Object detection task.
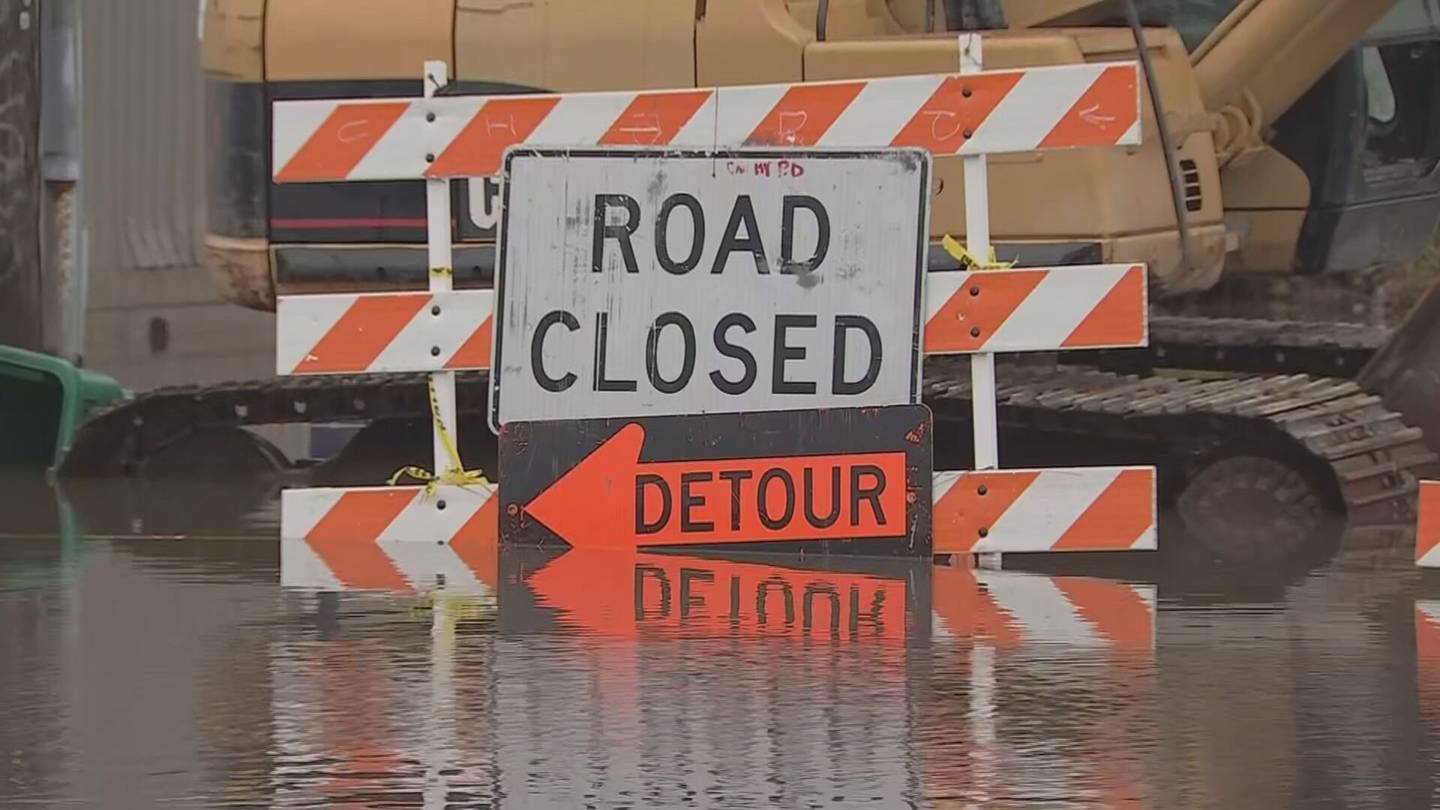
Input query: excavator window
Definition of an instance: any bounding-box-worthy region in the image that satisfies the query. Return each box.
[1361,40,1440,178]
[1099,0,1242,51]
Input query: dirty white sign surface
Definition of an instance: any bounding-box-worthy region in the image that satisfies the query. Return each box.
[490,148,929,429]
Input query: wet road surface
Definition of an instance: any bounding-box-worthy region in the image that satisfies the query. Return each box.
[2,476,1437,808]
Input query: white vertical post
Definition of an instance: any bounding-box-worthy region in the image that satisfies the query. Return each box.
[960,33,1000,809]
[424,60,459,477]
[960,36,1003,572]
[960,35,998,474]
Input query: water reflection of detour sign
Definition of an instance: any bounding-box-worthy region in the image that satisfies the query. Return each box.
[521,549,915,642]
[499,405,933,556]
[490,147,929,429]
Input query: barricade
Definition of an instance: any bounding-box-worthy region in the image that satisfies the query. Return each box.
[274,43,1155,558]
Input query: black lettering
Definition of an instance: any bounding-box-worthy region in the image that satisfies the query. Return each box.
[803,584,841,636]
[634,566,671,620]
[757,468,796,530]
[645,312,697,394]
[635,474,672,535]
[655,193,705,275]
[849,464,887,526]
[531,310,579,392]
[756,578,795,626]
[802,466,841,529]
[680,471,715,533]
[729,576,742,622]
[772,314,817,395]
[832,315,882,395]
[592,194,640,274]
[718,469,753,531]
[710,195,769,274]
[710,313,758,395]
[679,568,714,619]
[849,586,887,638]
[780,195,830,274]
[594,312,637,392]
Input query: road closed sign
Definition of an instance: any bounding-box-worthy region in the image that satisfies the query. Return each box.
[490,147,929,428]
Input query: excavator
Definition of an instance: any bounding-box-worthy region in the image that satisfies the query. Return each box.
[58,0,1440,563]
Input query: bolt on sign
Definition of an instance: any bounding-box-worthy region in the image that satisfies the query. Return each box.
[498,405,933,556]
[489,148,929,429]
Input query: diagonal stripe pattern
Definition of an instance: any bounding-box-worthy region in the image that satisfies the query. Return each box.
[273,62,1141,182]
[1418,481,1440,566]
[280,484,499,593]
[924,264,1147,354]
[276,264,1144,377]
[276,290,494,375]
[931,467,1157,553]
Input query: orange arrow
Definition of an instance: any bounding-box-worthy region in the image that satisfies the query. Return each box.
[523,423,909,550]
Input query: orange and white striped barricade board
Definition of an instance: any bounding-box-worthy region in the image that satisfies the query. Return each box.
[273,61,488,548]
[932,467,1157,553]
[280,483,499,594]
[1418,599,1440,729]
[1418,481,1440,567]
[277,289,494,375]
[271,63,1139,183]
[924,263,1148,355]
[275,262,1148,376]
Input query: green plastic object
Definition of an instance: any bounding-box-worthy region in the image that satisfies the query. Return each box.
[0,345,127,470]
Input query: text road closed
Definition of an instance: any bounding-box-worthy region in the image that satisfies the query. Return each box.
[491,148,929,427]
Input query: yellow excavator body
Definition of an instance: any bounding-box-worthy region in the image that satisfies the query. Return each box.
[201,0,1428,311]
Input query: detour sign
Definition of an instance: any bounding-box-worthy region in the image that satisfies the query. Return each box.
[499,406,933,556]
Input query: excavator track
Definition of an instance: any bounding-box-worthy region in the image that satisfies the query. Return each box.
[1076,316,1390,378]
[61,360,1433,528]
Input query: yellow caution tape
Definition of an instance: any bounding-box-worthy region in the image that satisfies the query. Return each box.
[386,376,491,494]
[942,234,1015,271]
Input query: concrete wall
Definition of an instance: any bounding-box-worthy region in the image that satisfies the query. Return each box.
[78,0,274,391]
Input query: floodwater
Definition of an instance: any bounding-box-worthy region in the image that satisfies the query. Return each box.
[2,475,1438,809]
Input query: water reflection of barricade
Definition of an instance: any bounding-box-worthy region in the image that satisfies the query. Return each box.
[924,564,1155,807]
[276,540,1161,806]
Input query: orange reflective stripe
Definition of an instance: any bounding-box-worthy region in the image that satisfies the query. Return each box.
[925,270,1046,353]
[276,102,409,182]
[599,90,713,146]
[450,495,499,591]
[1040,64,1139,148]
[293,293,428,374]
[1052,468,1153,550]
[891,73,1021,153]
[426,96,560,178]
[1062,265,1147,348]
[933,471,1039,553]
[443,316,493,370]
[746,82,866,146]
[1419,482,1440,562]
[304,490,414,591]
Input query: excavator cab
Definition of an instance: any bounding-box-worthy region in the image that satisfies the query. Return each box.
[1273,1,1440,274]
